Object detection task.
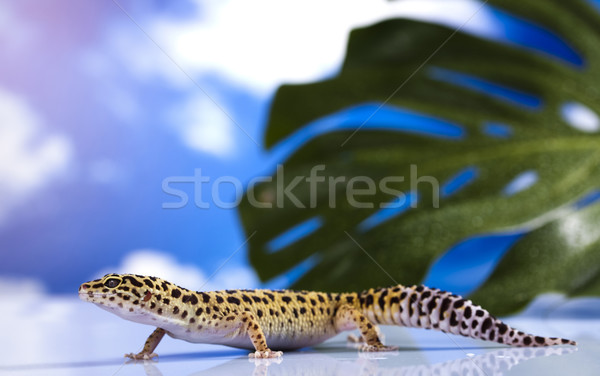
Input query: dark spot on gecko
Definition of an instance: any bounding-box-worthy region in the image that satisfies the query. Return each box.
[206,307,211,314]
[196,307,203,315]
[265,292,275,301]
[475,309,485,317]
[144,279,154,288]
[173,307,180,314]
[163,298,170,305]
[251,295,261,303]
[472,320,478,329]
[421,291,431,299]
[123,277,143,287]
[561,339,570,344]
[450,311,459,326]
[300,307,306,314]
[367,323,373,329]
[269,309,274,315]
[227,296,241,305]
[212,314,218,319]
[399,292,407,300]
[439,297,451,320]
[281,296,291,303]
[416,285,424,292]
[216,295,224,304]
[365,295,374,307]
[109,297,115,301]
[242,294,252,303]
[498,323,508,335]
[157,308,162,315]
[453,299,465,309]
[317,294,325,303]
[123,296,130,301]
[296,295,306,303]
[213,306,220,312]
[171,289,182,298]
[281,307,286,314]
[181,311,188,319]
[293,308,298,318]
[535,336,545,344]
[311,298,318,305]
[378,293,387,311]
[132,300,139,305]
[481,318,493,333]
[201,293,210,303]
[489,330,496,341]
[461,321,468,330]
[257,309,263,318]
[464,306,472,319]
[523,336,532,346]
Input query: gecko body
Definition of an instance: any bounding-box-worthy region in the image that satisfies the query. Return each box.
[79,273,575,359]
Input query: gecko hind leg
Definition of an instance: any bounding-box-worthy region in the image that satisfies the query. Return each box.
[125,327,166,360]
[335,305,397,352]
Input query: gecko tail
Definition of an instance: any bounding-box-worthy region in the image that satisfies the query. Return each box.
[360,285,576,347]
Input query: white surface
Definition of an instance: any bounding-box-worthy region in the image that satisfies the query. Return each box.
[1,296,599,375]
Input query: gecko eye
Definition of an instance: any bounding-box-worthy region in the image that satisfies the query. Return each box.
[104,278,121,288]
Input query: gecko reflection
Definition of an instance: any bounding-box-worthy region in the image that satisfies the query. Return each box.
[138,345,576,376]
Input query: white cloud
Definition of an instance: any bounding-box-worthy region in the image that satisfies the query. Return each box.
[118,0,497,94]
[167,94,236,157]
[0,88,73,222]
[99,249,260,291]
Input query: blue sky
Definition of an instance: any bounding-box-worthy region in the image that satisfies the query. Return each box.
[1,0,599,294]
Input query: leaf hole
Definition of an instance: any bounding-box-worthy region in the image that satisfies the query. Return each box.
[441,167,479,198]
[486,6,584,67]
[502,170,538,196]
[357,191,418,233]
[422,232,525,296]
[429,67,543,109]
[269,103,465,162]
[266,217,323,253]
[262,254,320,289]
[560,102,600,133]
[482,122,513,138]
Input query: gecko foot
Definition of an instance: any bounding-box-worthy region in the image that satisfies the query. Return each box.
[248,349,283,359]
[125,352,158,360]
[359,344,398,352]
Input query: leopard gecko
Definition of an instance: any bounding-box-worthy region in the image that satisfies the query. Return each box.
[79,273,576,359]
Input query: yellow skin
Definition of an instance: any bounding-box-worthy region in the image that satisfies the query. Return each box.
[79,273,576,359]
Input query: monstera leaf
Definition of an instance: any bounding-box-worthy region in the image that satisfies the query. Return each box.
[470,199,600,315]
[238,0,600,309]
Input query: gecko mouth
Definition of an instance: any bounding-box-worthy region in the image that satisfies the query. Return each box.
[78,292,117,301]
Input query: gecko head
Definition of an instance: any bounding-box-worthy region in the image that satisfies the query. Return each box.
[78,273,165,320]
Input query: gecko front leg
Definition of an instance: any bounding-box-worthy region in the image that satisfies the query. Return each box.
[335,305,397,352]
[238,311,283,359]
[125,327,166,360]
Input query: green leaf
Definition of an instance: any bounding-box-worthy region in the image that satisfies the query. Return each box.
[238,0,600,308]
[469,201,600,315]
